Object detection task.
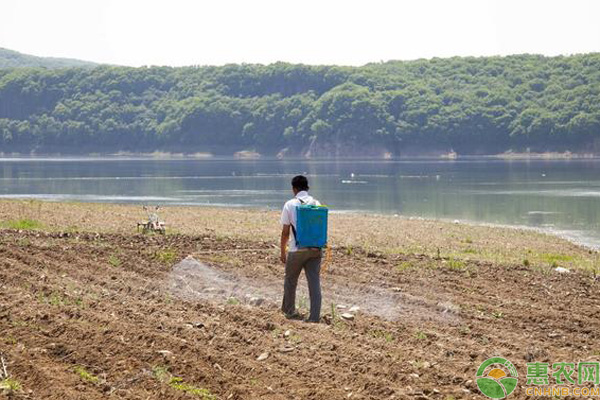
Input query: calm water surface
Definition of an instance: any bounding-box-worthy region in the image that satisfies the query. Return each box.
[1,157,599,248]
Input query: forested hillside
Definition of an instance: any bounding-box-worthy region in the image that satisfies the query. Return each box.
[1,53,599,156]
[0,48,97,69]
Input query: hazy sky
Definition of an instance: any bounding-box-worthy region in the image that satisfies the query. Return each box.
[1,0,599,67]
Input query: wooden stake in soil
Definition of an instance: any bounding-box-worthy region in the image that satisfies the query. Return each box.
[0,353,8,379]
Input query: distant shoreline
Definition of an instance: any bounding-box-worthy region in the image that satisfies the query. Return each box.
[482,151,598,160]
[0,151,599,161]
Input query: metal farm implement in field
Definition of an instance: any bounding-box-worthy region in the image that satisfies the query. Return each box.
[137,205,166,235]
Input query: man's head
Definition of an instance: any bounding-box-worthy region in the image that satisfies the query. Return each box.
[291,175,309,195]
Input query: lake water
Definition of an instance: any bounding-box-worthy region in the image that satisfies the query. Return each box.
[1,157,599,249]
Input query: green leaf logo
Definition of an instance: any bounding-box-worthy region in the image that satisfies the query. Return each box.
[476,357,518,399]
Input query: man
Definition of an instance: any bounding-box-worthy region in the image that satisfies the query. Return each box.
[280,175,322,322]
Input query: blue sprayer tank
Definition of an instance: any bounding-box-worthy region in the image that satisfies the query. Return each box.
[295,204,328,248]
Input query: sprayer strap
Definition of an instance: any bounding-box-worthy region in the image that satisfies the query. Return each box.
[290,198,305,246]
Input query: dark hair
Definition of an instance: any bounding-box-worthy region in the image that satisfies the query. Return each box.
[291,175,309,191]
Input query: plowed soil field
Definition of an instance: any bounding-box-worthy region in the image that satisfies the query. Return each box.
[1,202,600,399]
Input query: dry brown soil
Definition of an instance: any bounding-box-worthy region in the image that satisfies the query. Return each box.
[1,201,600,399]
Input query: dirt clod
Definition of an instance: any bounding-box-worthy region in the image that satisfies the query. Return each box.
[256,352,269,361]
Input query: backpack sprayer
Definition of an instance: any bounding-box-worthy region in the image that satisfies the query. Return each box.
[292,202,331,275]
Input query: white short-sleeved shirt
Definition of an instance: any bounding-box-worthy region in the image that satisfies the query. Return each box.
[280,190,320,252]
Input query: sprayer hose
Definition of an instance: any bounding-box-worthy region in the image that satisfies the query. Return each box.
[321,245,332,276]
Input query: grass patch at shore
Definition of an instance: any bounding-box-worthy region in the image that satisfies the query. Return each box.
[168,377,216,399]
[540,253,575,264]
[0,377,22,393]
[2,218,44,230]
[108,254,122,268]
[73,366,99,384]
[155,249,177,264]
[153,366,215,399]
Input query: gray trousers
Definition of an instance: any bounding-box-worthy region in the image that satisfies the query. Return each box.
[281,249,322,322]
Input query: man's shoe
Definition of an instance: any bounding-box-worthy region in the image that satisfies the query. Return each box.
[304,317,320,323]
[284,311,303,320]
